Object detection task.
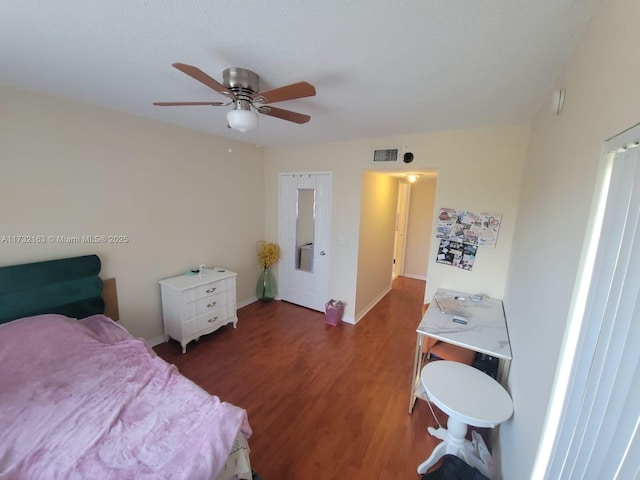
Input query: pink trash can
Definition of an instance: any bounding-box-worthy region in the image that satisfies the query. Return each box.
[325,299,344,326]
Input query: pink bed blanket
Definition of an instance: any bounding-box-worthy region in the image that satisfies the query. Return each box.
[0,314,251,480]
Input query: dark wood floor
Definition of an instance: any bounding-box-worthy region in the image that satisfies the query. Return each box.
[155,277,446,479]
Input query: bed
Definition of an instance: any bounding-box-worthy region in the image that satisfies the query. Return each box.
[0,255,252,480]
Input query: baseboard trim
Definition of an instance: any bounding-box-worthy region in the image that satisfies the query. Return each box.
[401,273,427,281]
[238,296,258,309]
[146,335,166,348]
[354,285,392,324]
[341,313,356,325]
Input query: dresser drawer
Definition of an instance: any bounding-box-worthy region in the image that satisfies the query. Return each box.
[182,279,227,304]
[194,279,227,298]
[183,291,226,319]
[183,308,226,337]
[196,291,225,315]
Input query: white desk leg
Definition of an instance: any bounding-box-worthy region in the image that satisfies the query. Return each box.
[409,333,424,414]
[417,416,470,474]
[497,357,511,387]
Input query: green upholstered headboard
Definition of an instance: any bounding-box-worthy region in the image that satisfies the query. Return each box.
[0,255,104,325]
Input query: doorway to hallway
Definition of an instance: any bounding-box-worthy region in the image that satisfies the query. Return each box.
[354,171,436,321]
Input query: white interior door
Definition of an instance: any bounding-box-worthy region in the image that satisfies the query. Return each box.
[279,173,331,311]
[393,182,411,279]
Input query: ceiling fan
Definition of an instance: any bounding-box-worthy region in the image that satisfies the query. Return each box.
[154,63,316,133]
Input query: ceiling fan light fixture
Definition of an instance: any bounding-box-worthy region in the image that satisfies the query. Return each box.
[226,108,258,133]
[155,63,316,131]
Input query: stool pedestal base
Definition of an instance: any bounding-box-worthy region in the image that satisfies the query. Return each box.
[417,416,469,475]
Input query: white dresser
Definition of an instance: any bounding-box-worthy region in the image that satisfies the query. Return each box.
[159,269,238,353]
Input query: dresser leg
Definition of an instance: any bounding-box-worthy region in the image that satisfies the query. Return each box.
[181,343,187,354]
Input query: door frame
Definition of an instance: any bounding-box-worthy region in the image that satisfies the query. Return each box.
[392,182,411,279]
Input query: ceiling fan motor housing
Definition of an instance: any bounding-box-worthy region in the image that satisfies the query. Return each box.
[223,68,259,97]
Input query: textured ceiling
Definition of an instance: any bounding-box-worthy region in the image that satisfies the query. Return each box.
[0,0,601,147]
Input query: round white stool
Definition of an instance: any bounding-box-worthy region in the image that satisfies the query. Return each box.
[417,360,513,475]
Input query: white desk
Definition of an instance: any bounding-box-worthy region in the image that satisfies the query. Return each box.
[409,288,512,413]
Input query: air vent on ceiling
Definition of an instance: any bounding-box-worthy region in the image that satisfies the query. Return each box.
[373,147,400,163]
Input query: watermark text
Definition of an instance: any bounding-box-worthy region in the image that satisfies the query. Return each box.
[1,234,129,244]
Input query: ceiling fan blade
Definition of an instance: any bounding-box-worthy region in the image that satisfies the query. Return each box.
[172,63,235,100]
[252,81,316,104]
[153,101,225,106]
[258,106,311,124]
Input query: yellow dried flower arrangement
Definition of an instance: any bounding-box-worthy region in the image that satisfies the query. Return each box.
[257,241,281,269]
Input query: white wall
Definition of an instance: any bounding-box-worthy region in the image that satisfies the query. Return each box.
[499,0,640,476]
[263,126,529,322]
[0,87,265,341]
[404,177,436,279]
[420,129,528,301]
[355,171,398,317]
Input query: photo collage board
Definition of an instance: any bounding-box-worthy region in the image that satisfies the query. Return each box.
[435,208,502,271]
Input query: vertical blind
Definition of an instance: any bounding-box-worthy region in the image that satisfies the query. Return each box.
[547,136,640,479]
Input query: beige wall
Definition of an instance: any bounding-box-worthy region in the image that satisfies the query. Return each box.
[354,171,398,317]
[420,129,528,301]
[499,0,640,476]
[403,177,436,279]
[0,87,265,341]
[264,126,529,323]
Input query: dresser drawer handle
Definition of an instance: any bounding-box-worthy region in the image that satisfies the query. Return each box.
[208,316,218,323]
[207,301,217,308]
[206,287,216,293]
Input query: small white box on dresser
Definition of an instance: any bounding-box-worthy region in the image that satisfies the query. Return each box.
[159,269,238,353]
